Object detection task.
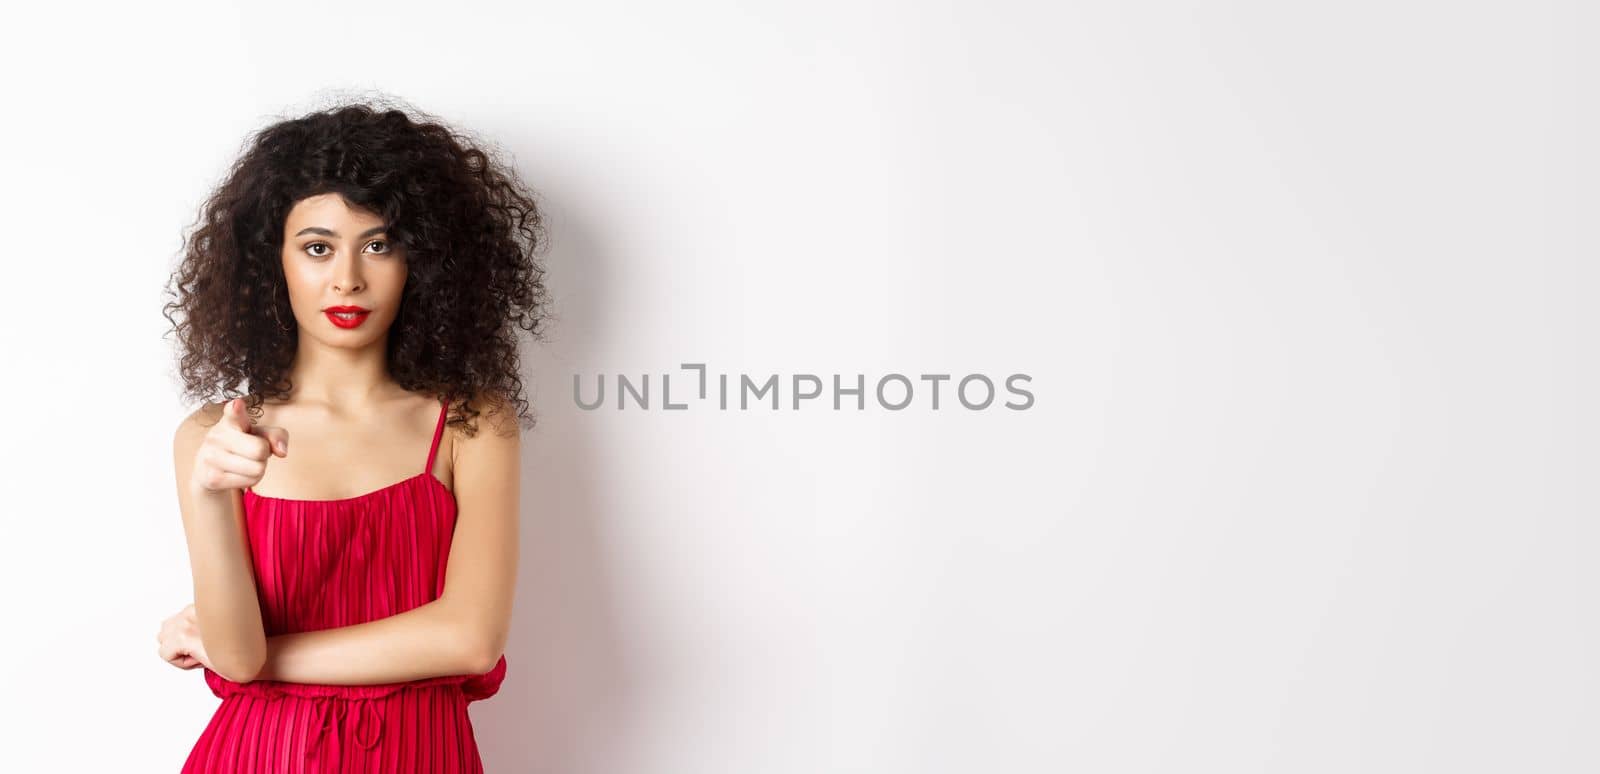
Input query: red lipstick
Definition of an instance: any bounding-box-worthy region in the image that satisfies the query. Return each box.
[323,305,372,329]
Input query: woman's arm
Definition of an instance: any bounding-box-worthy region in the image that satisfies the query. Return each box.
[254,396,521,685]
[173,403,270,682]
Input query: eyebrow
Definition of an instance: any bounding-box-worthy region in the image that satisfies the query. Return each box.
[293,225,390,238]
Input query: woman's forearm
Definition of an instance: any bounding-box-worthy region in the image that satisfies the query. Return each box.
[256,598,495,685]
[180,483,267,682]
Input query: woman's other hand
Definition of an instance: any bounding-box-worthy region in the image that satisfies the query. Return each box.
[157,603,213,671]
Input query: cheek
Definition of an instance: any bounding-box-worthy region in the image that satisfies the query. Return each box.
[281,265,317,303]
[382,267,410,306]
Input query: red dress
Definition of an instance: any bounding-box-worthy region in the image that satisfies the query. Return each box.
[183,398,507,773]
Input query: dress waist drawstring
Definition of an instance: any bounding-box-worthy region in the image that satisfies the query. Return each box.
[307,695,385,762]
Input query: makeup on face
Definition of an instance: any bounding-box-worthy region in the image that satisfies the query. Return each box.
[323,305,372,329]
[283,194,407,335]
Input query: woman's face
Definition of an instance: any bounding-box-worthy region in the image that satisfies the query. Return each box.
[279,193,407,347]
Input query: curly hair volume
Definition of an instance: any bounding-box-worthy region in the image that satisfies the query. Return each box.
[161,96,551,436]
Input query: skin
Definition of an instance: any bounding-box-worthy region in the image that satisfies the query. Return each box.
[159,193,520,684]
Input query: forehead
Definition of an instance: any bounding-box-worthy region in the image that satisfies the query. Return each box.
[284,194,386,231]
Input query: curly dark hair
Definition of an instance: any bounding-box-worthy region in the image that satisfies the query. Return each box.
[161,95,551,436]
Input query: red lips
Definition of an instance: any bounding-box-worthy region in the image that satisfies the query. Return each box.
[323,305,372,329]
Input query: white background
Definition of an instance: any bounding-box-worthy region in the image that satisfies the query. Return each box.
[0,1,1591,772]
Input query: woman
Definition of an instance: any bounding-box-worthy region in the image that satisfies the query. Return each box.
[156,98,551,772]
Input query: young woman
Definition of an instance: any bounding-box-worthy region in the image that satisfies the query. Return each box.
[156,98,550,772]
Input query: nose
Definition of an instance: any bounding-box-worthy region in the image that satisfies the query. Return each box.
[332,252,365,293]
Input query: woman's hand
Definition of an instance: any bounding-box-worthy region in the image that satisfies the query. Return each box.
[189,398,289,493]
[157,603,213,671]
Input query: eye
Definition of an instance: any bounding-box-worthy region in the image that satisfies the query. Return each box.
[301,240,393,258]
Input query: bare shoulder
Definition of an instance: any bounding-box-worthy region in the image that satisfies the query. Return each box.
[452,391,520,440]
[173,400,228,456]
[171,399,237,493]
[451,391,521,477]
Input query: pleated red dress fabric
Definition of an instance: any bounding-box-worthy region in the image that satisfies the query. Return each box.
[182,397,507,773]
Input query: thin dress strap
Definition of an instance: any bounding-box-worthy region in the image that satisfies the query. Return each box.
[424,398,448,475]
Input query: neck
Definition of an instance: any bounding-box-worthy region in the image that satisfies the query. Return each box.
[283,338,399,411]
